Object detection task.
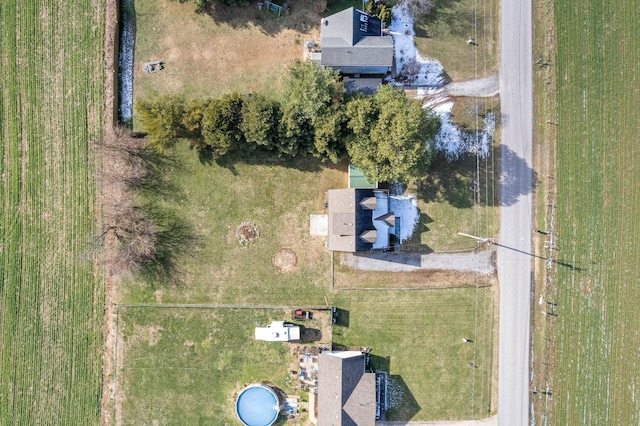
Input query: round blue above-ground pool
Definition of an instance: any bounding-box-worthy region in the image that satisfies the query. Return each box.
[235,384,280,426]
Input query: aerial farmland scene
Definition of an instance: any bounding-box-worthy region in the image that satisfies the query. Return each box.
[1,0,639,425]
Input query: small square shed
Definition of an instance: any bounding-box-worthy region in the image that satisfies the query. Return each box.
[348,164,377,189]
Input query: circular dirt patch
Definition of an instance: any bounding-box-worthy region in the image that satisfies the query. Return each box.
[273,248,297,273]
[236,222,259,245]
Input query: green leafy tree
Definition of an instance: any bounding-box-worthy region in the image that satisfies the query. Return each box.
[240,95,281,150]
[278,107,313,157]
[200,93,245,158]
[365,0,392,27]
[346,85,440,183]
[137,96,186,152]
[181,99,209,134]
[279,61,346,157]
[313,105,348,163]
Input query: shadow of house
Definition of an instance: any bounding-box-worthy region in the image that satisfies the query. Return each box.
[327,189,396,253]
[312,8,394,79]
[385,375,421,422]
[318,351,377,426]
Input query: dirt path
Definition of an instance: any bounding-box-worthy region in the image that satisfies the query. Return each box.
[340,248,495,275]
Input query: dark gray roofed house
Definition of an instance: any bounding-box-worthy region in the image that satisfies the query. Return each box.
[313,7,394,77]
[327,189,395,252]
[318,351,376,426]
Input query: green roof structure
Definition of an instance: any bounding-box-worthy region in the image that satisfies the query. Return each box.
[348,164,377,189]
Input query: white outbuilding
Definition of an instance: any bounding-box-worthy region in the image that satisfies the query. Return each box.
[255,321,301,342]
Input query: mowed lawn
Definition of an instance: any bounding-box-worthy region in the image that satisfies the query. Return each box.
[132,0,322,104]
[118,289,495,423]
[0,1,104,425]
[551,0,640,423]
[118,307,294,425]
[118,2,498,422]
[334,288,495,420]
[414,0,499,81]
[120,144,346,306]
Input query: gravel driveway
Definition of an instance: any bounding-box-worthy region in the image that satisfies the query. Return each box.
[377,415,498,426]
[340,248,495,275]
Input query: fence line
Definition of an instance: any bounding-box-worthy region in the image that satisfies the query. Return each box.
[116,303,332,309]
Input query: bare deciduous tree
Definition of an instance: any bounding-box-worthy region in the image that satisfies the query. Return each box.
[401,0,437,20]
[97,126,192,281]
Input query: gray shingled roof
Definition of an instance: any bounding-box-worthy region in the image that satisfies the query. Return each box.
[328,189,386,252]
[320,7,393,69]
[317,352,376,426]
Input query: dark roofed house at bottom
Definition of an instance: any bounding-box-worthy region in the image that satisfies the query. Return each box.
[318,351,377,426]
[311,7,394,81]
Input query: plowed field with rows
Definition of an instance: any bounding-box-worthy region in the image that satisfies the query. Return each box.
[0,1,104,424]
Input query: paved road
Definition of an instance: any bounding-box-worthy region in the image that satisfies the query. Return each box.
[497,0,533,424]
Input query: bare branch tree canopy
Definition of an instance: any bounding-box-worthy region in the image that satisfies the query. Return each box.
[401,0,437,19]
[98,127,195,282]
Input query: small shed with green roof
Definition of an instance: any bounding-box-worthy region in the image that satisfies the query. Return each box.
[348,164,377,189]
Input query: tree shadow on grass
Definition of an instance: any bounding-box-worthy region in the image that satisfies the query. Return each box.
[201,0,320,36]
[418,144,535,208]
[415,0,470,38]
[139,203,201,285]
[130,147,186,202]
[417,154,476,208]
[197,144,346,175]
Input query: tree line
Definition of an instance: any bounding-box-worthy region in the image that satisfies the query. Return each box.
[137,61,440,183]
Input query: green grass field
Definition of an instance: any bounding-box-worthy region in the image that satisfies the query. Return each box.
[118,307,295,425]
[116,144,496,421]
[407,147,500,252]
[551,0,640,423]
[120,144,346,305]
[333,288,495,420]
[414,0,499,81]
[118,288,494,423]
[0,1,104,424]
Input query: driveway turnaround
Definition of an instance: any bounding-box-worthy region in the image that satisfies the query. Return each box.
[444,73,499,98]
[497,0,533,424]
